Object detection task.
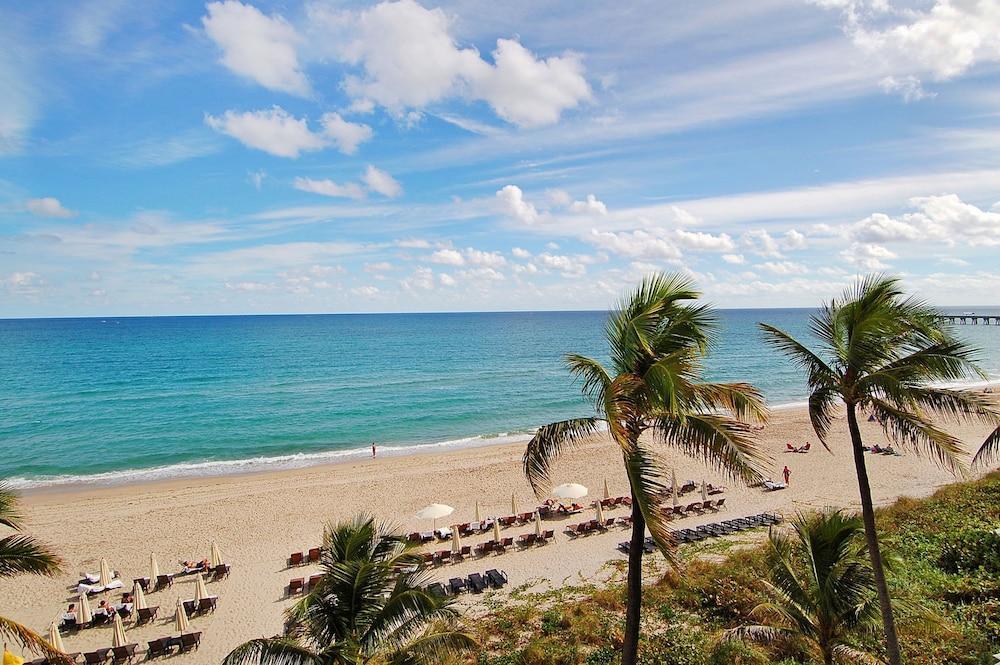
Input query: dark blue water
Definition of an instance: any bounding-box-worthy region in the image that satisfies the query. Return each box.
[1,309,997,487]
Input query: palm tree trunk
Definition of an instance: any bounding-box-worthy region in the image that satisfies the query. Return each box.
[621,490,645,665]
[846,403,902,665]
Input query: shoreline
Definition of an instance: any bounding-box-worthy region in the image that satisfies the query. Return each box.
[10,376,1000,494]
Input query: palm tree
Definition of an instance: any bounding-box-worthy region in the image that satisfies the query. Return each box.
[524,273,770,665]
[725,511,882,665]
[224,515,474,665]
[759,275,1000,665]
[0,483,66,660]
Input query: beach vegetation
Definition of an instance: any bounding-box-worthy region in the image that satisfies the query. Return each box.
[759,274,1000,665]
[522,273,769,665]
[223,515,474,665]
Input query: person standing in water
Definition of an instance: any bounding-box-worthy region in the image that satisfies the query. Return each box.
[372,442,376,458]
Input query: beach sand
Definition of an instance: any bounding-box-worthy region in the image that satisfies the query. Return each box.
[3,404,996,663]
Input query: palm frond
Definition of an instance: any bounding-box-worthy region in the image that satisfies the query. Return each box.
[651,413,770,485]
[832,642,886,664]
[868,399,967,475]
[686,381,769,424]
[0,535,62,578]
[0,483,24,530]
[0,615,72,661]
[384,626,477,665]
[523,418,604,496]
[621,441,674,562]
[759,323,838,391]
[973,425,1000,469]
[222,637,319,665]
[722,623,794,646]
[808,384,840,450]
[565,354,613,407]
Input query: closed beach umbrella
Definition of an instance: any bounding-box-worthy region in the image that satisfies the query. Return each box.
[511,492,517,515]
[194,574,208,603]
[451,527,462,553]
[47,622,66,653]
[210,541,222,568]
[552,483,588,500]
[534,512,542,537]
[474,501,481,522]
[111,612,128,649]
[415,503,454,528]
[492,520,501,543]
[671,471,679,508]
[98,558,113,586]
[701,480,708,502]
[596,502,605,524]
[603,478,611,500]
[133,581,148,611]
[77,593,93,625]
[175,599,189,633]
[150,553,160,582]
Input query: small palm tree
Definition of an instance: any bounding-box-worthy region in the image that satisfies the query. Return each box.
[224,515,474,665]
[725,511,883,665]
[524,273,770,665]
[759,275,1000,665]
[0,483,65,659]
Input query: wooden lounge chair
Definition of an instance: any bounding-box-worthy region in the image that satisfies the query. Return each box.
[211,563,230,581]
[153,574,173,591]
[685,502,702,513]
[407,532,422,543]
[714,498,726,510]
[541,529,555,542]
[467,572,488,593]
[671,505,685,517]
[136,606,159,625]
[111,644,138,664]
[448,577,467,594]
[307,574,323,590]
[83,649,110,664]
[700,500,714,510]
[182,600,196,617]
[146,638,172,659]
[517,533,536,546]
[426,582,447,597]
[485,569,508,589]
[133,577,150,592]
[288,578,304,595]
[197,597,218,613]
[289,551,304,566]
[59,616,79,632]
[179,632,202,653]
[517,512,533,523]
[307,547,320,563]
[473,541,493,557]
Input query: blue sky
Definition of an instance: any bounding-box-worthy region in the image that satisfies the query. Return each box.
[1,0,999,317]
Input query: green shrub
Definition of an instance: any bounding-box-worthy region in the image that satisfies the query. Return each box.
[638,626,707,665]
[585,645,618,665]
[937,528,1000,574]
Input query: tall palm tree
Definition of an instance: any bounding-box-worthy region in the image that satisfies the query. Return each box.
[524,273,770,665]
[0,483,66,660]
[725,511,883,665]
[224,515,474,665]
[759,275,1000,665]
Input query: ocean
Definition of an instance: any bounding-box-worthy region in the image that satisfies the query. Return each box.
[2,308,998,489]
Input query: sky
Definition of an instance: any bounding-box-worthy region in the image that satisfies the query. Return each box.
[1,0,999,317]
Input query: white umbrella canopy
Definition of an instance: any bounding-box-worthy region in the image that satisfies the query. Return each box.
[596,502,605,524]
[534,512,542,537]
[149,553,160,582]
[552,483,588,500]
[175,599,190,633]
[210,541,223,568]
[415,503,454,528]
[451,527,462,553]
[112,612,128,649]
[194,574,209,603]
[701,480,708,502]
[133,581,148,611]
[47,622,66,653]
[474,501,481,522]
[492,521,501,542]
[603,478,611,500]
[77,593,93,624]
[98,558,114,586]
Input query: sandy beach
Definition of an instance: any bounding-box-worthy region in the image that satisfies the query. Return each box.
[3,403,996,663]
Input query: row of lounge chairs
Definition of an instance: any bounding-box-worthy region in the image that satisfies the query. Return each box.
[136,563,230,593]
[27,634,200,665]
[287,573,324,596]
[666,497,726,517]
[616,513,783,554]
[565,516,631,536]
[597,495,632,507]
[288,548,321,566]
[425,569,509,596]
[147,633,202,659]
[181,596,219,617]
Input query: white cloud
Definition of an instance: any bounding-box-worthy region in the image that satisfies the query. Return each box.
[741,229,782,257]
[879,75,934,102]
[757,260,809,275]
[364,261,392,272]
[331,0,589,127]
[292,177,366,200]
[851,194,1000,246]
[352,285,380,297]
[401,266,435,290]
[25,197,75,218]
[362,165,403,198]
[202,0,309,96]
[248,170,266,190]
[546,189,572,207]
[588,228,682,261]
[722,253,745,265]
[206,107,327,158]
[4,271,40,289]
[457,267,505,282]
[429,249,465,265]
[225,280,273,292]
[535,252,588,277]
[496,185,540,224]
[464,248,506,268]
[319,112,373,154]
[569,194,608,215]
[674,229,735,252]
[782,229,807,250]
[511,247,531,259]
[438,272,456,286]
[842,242,897,270]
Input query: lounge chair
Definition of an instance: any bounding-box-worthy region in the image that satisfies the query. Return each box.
[448,577,467,594]
[499,516,517,527]
[541,529,555,542]
[426,582,447,597]
[146,638,172,659]
[617,541,631,554]
[153,574,174,591]
[467,572,488,593]
[474,541,493,557]
[179,632,202,653]
[518,512,533,523]
[211,564,230,581]
[685,502,702,513]
[485,569,508,589]
[178,562,206,575]
[419,531,435,543]
[307,574,323,590]
[289,551,304,566]
[308,547,320,563]
[762,480,787,491]
[83,649,110,664]
[197,597,218,613]
[407,532,423,543]
[111,644,138,664]
[517,533,536,546]
[714,498,726,509]
[182,600,196,617]
[136,606,159,625]
[133,577,149,592]
[59,616,79,631]
[671,505,685,517]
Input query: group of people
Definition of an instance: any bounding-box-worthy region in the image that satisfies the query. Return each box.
[62,592,133,625]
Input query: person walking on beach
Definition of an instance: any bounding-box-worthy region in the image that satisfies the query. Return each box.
[782,465,791,485]
[371,442,376,459]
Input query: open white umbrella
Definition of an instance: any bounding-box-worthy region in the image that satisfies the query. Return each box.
[133,581,148,612]
[552,483,588,500]
[603,478,611,500]
[194,574,208,604]
[149,553,160,582]
[596,501,605,524]
[77,593,93,625]
[47,622,66,653]
[210,541,223,568]
[451,526,462,553]
[534,512,542,537]
[701,480,708,502]
[175,599,189,633]
[492,520,501,542]
[510,493,517,515]
[98,558,114,587]
[415,503,454,528]
[112,612,128,649]
[474,501,481,522]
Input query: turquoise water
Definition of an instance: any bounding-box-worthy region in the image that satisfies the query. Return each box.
[1,309,998,488]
